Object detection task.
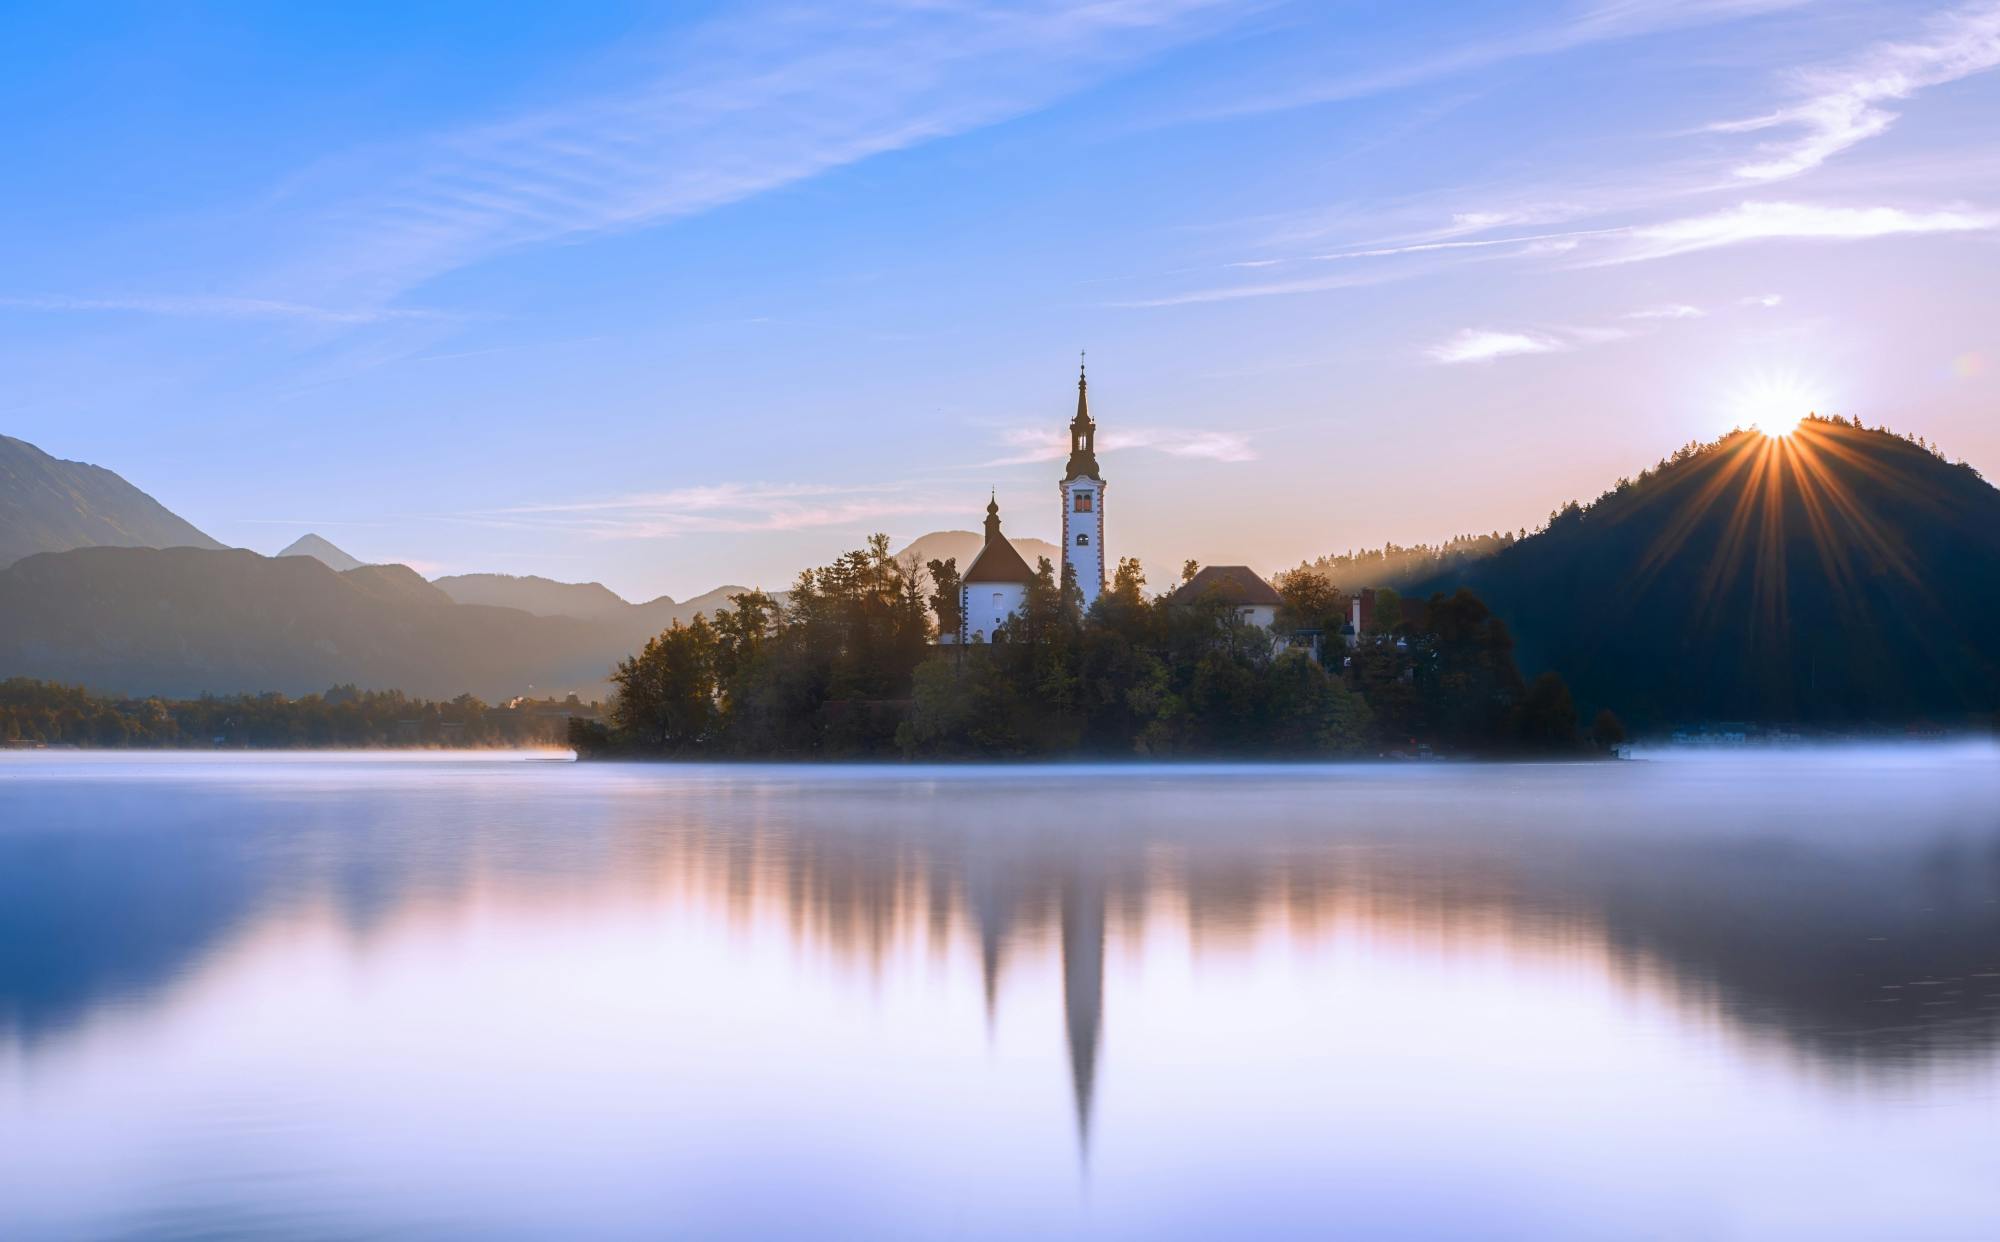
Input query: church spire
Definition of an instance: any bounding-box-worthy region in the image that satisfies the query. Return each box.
[1076,352,1089,425]
[1064,356,1100,482]
[984,490,1002,541]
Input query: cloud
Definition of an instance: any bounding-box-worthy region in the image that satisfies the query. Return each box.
[1714,2,2000,181]
[472,481,937,539]
[1111,269,1387,307]
[1427,329,1567,365]
[1604,200,2000,263]
[268,0,1250,306]
[1194,0,1808,121]
[987,425,1256,464]
[0,294,446,324]
[1742,292,1785,307]
[1623,303,1706,320]
[1309,226,1624,263]
[1120,225,1623,307]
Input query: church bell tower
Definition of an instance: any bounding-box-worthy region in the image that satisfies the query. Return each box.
[1060,358,1105,607]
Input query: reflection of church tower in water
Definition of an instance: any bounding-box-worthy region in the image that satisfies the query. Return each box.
[964,856,1106,1154]
[1061,869,1106,1148]
[1061,360,1106,608]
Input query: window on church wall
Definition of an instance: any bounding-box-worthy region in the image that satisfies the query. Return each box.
[1076,534,1089,546]
[1074,493,1092,512]
[992,593,1003,611]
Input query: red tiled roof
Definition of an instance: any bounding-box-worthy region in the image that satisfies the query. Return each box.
[964,534,1037,584]
[1167,565,1282,607]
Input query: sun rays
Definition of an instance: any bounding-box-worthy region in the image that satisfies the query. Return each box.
[1728,371,1823,439]
[1622,418,1932,645]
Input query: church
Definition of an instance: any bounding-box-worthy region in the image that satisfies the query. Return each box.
[951,364,1285,646]
[956,363,1105,644]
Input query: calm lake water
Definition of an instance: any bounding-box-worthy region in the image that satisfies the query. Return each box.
[3,750,1998,1240]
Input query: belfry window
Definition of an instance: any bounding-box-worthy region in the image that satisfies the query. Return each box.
[1076,534,1089,546]
[1074,493,1092,512]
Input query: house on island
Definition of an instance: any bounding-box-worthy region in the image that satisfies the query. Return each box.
[1164,565,1283,629]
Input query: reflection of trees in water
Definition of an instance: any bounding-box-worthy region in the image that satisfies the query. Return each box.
[6,764,1999,1130]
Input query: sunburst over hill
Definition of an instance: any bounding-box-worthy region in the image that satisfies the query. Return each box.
[1416,418,2000,727]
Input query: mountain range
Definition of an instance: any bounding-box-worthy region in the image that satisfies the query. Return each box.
[2,424,1995,724]
[1,433,223,569]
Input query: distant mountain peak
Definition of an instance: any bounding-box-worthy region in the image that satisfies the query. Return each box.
[277,533,366,572]
[0,433,223,568]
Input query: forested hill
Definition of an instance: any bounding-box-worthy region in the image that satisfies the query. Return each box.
[0,433,223,568]
[1410,418,2000,728]
[1291,532,1516,593]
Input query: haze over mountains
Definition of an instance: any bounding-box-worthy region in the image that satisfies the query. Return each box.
[1,426,1995,725]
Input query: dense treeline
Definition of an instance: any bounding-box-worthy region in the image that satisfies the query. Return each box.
[1287,532,1518,593]
[0,679,592,748]
[574,535,1606,760]
[1407,417,2000,728]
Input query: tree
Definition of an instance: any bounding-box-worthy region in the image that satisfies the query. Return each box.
[1515,671,1580,751]
[1591,708,1627,751]
[1274,567,1343,634]
[926,557,962,639]
[1109,557,1146,606]
[611,618,721,752]
[1181,558,1200,585]
[1368,586,1402,635]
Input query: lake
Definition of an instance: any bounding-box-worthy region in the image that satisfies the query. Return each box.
[3,749,1998,1240]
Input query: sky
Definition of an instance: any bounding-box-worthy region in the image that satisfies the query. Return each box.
[3,0,1998,602]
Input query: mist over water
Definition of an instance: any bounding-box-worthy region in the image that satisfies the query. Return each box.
[3,749,1998,1239]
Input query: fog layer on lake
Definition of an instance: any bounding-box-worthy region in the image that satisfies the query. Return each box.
[3,749,1998,1240]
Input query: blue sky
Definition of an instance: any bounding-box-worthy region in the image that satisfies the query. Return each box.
[4,0,1998,600]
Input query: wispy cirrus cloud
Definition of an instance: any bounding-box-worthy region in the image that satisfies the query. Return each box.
[1624,303,1706,320]
[1192,0,1809,122]
[269,0,1253,307]
[466,482,938,540]
[1713,1,2000,182]
[0,294,450,324]
[986,424,1256,464]
[1427,329,1569,365]
[1603,199,1999,263]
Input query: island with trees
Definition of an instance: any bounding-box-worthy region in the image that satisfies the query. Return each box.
[571,536,1610,761]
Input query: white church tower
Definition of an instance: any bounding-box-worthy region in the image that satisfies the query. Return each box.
[1060,360,1105,607]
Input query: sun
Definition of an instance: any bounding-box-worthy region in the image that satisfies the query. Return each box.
[1729,371,1824,439]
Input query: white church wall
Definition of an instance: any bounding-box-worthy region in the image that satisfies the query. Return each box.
[961,582,1028,643]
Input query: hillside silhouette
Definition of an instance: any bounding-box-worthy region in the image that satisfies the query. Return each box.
[1410,418,2000,727]
[1,433,222,568]
[433,572,638,619]
[0,547,753,700]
